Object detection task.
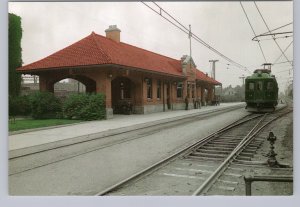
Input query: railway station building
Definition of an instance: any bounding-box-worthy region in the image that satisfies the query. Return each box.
[17,25,221,118]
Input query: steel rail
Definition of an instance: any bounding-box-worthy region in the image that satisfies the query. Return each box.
[192,114,267,195]
[9,106,246,178]
[192,107,291,195]
[10,104,244,160]
[95,113,263,196]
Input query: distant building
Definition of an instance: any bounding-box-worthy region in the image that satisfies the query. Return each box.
[285,82,293,98]
[223,87,236,96]
[17,25,221,118]
[21,74,39,84]
[21,75,85,96]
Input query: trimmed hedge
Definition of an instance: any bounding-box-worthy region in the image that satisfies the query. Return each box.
[63,93,106,120]
[29,92,62,119]
[9,92,106,121]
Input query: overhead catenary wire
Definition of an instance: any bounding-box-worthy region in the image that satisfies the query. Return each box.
[272,40,293,65]
[252,32,293,41]
[273,60,293,65]
[277,75,293,81]
[277,78,293,84]
[260,22,293,36]
[240,1,267,63]
[278,77,293,81]
[253,22,293,41]
[141,2,189,35]
[141,1,251,73]
[274,68,293,74]
[63,6,182,58]
[254,1,293,67]
[254,34,293,42]
[277,75,293,80]
[151,1,244,69]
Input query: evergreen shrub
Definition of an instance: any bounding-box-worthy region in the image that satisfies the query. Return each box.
[9,95,31,117]
[63,93,106,120]
[29,92,62,119]
[9,13,22,97]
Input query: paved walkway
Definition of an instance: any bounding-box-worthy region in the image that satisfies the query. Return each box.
[9,103,244,153]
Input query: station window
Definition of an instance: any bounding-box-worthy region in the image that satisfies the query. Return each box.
[248,82,255,90]
[187,84,190,98]
[267,82,273,90]
[146,78,152,99]
[177,82,183,98]
[257,81,263,91]
[157,80,161,99]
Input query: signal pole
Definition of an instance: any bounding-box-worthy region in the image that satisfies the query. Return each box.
[209,60,219,79]
[189,24,192,58]
[239,75,246,86]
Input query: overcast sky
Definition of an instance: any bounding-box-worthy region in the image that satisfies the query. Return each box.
[9,1,293,92]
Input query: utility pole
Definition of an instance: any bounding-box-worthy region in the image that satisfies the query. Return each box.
[239,75,246,86]
[188,24,192,101]
[209,60,219,79]
[189,24,192,58]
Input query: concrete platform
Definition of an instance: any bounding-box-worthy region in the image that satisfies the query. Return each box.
[9,103,245,158]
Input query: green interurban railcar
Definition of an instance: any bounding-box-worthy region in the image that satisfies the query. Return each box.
[245,68,278,112]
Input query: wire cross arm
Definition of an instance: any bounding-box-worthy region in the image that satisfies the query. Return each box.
[252,32,293,41]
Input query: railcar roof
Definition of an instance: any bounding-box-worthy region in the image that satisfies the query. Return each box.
[253,69,271,73]
[246,74,276,80]
[246,69,276,80]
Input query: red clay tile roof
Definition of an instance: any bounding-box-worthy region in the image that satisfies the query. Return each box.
[18,33,112,71]
[196,70,221,85]
[17,32,182,76]
[18,32,221,85]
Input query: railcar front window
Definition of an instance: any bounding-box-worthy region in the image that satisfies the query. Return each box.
[267,82,273,90]
[249,82,255,90]
[257,81,263,91]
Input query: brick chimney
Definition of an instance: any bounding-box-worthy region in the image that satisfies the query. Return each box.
[105,25,121,43]
[181,55,188,76]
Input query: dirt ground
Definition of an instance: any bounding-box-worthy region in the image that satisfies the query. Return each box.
[244,112,293,196]
[207,112,294,196]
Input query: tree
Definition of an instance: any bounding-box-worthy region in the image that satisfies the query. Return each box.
[9,13,22,97]
[221,84,245,102]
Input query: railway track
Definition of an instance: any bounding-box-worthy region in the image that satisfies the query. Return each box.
[9,104,243,176]
[97,105,292,196]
